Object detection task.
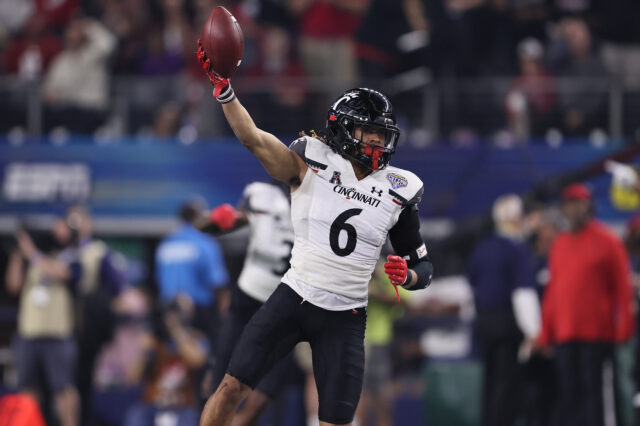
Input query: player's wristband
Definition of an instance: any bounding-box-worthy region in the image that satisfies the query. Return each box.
[216,83,235,104]
[399,270,411,287]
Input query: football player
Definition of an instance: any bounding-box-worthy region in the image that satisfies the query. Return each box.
[197,41,433,426]
[199,180,296,426]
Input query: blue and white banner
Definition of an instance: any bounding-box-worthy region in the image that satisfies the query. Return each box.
[0,138,635,232]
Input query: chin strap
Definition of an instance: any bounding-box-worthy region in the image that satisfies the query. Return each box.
[362,145,384,170]
[372,149,382,170]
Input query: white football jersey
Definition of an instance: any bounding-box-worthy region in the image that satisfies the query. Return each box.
[237,182,294,303]
[281,136,424,310]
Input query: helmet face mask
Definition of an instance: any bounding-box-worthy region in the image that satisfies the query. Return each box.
[326,88,400,171]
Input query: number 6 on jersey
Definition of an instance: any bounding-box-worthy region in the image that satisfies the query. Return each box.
[330,209,362,256]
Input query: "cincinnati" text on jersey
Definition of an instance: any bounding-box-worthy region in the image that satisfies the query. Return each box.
[333,184,381,208]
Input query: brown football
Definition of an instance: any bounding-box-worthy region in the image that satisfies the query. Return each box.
[201,6,244,78]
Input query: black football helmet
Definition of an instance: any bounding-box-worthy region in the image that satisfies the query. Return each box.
[325,88,400,171]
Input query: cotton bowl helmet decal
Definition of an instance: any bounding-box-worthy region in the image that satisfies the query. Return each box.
[325,88,400,171]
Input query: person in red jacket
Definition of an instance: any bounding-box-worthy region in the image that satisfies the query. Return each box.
[539,183,635,426]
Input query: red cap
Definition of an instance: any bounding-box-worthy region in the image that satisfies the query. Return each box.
[561,183,591,201]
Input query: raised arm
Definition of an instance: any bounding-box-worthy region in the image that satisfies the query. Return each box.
[196,41,307,187]
[16,230,71,281]
[221,99,307,186]
[165,312,208,368]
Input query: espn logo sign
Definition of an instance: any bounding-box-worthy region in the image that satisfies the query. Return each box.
[3,163,91,202]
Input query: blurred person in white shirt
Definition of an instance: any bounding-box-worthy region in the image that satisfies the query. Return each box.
[43,18,116,134]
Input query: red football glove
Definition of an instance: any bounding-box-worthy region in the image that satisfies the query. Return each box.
[210,204,238,231]
[385,254,408,286]
[196,40,235,103]
[385,254,409,302]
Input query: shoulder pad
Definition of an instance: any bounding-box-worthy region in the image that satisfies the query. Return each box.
[289,136,330,171]
[383,167,424,207]
[289,137,307,159]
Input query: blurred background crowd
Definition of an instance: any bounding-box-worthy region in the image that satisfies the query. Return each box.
[2,0,640,426]
[0,0,640,144]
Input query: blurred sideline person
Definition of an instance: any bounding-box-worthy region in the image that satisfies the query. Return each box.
[156,198,229,345]
[548,18,609,137]
[522,208,562,426]
[538,183,635,426]
[505,38,557,140]
[64,206,126,426]
[0,393,46,425]
[624,213,640,423]
[467,194,540,426]
[5,220,79,426]
[124,297,209,426]
[197,43,433,426]
[199,180,297,426]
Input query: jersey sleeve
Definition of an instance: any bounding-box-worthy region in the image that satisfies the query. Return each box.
[289,137,307,160]
[386,168,424,208]
[408,185,424,206]
[401,185,424,208]
[289,136,330,173]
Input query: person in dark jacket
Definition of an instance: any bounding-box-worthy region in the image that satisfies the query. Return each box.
[468,194,539,426]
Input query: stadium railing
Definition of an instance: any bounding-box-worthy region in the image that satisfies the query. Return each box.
[1,76,638,143]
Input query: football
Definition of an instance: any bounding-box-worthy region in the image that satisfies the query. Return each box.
[201,6,244,78]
